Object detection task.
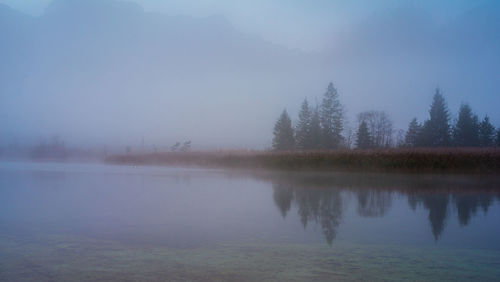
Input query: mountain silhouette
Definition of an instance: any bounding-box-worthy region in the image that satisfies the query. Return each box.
[0,0,499,148]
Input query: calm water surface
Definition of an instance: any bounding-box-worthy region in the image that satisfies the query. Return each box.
[1,161,500,281]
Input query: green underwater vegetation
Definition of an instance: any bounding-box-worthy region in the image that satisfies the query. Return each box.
[1,232,499,282]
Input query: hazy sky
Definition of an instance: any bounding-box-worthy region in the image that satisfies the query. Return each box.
[1,0,495,51]
[0,0,499,150]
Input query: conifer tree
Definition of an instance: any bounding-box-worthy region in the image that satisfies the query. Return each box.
[272,109,295,151]
[309,106,322,150]
[497,130,500,147]
[478,116,496,147]
[405,118,422,147]
[295,98,312,150]
[356,121,372,149]
[453,104,480,147]
[320,82,344,149]
[420,88,450,147]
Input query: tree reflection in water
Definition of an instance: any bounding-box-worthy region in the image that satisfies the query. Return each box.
[408,194,449,240]
[273,181,342,245]
[263,171,500,244]
[272,183,294,218]
[356,190,392,217]
[453,194,494,226]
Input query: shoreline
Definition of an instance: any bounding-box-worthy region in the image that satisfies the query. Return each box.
[105,148,500,174]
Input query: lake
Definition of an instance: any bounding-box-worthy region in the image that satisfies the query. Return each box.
[1,161,500,281]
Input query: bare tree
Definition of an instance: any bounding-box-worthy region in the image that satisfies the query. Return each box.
[357,111,394,148]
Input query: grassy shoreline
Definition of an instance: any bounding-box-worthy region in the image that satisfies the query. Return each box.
[105,148,500,173]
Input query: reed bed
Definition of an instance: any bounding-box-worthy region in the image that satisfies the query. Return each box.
[105,148,500,173]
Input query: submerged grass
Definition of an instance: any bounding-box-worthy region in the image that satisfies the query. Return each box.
[1,233,499,281]
[106,148,500,173]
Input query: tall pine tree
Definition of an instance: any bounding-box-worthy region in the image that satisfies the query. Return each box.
[272,109,295,151]
[309,106,322,150]
[453,104,479,147]
[320,82,344,149]
[478,116,496,147]
[405,118,422,147]
[421,88,450,147]
[295,98,312,150]
[356,121,372,149]
[497,130,500,147]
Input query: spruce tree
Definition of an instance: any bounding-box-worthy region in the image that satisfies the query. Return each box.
[497,130,500,147]
[356,121,372,149]
[309,106,322,150]
[320,82,344,149]
[405,118,422,147]
[453,104,480,147]
[421,88,450,147]
[272,109,295,151]
[478,116,496,147]
[295,98,312,150]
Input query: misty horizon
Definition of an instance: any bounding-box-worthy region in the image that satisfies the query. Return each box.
[1,0,499,150]
[2,2,500,280]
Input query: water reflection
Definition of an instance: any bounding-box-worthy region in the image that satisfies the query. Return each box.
[408,194,449,239]
[263,171,500,244]
[273,182,343,244]
[356,190,392,218]
[1,162,500,249]
[272,183,293,218]
[453,194,492,226]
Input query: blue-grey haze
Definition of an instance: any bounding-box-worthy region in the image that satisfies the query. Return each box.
[1,162,500,280]
[0,0,499,149]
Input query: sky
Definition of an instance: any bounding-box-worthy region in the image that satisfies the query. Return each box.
[0,0,499,150]
[0,0,494,51]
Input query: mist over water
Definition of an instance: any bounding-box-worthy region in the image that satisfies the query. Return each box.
[1,162,500,280]
[1,2,500,280]
[2,162,500,248]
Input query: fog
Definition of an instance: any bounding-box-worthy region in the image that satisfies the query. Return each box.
[1,0,499,150]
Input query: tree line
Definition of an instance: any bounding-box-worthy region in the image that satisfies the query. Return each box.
[273,83,344,151]
[272,84,500,150]
[403,89,499,148]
